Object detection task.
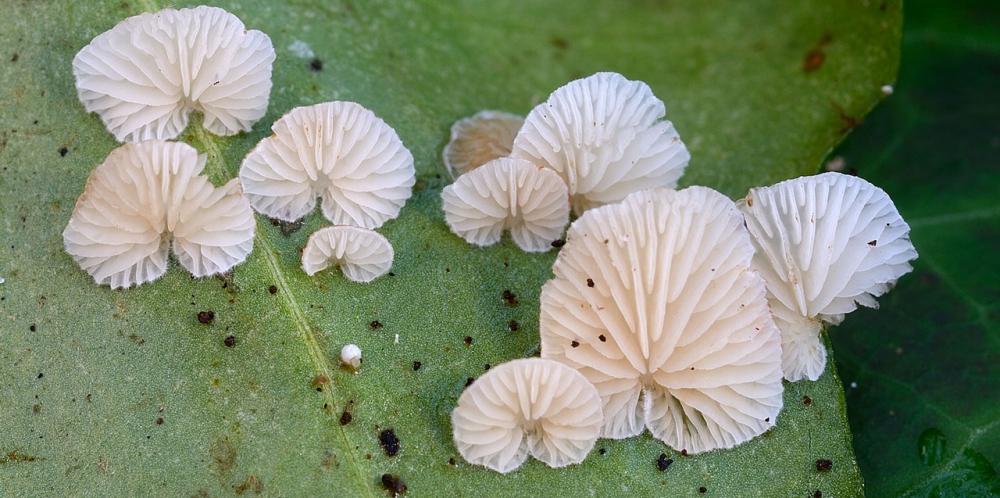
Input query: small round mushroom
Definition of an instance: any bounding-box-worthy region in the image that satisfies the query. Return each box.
[443,111,523,178]
[441,157,569,252]
[739,172,918,382]
[301,226,394,283]
[239,102,415,228]
[539,187,784,454]
[63,141,255,289]
[451,358,603,473]
[340,344,362,369]
[511,72,690,214]
[72,6,275,142]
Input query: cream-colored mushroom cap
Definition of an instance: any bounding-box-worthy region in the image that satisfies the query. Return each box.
[740,172,918,382]
[72,6,275,142]
[302,226,394,283]
[63,141,255,289]
[239,102,415,228]
[539,187,783,454]
[511,72,690,215]
[441,157,569,253]
[451,358,603,473]
[443,111,523,178]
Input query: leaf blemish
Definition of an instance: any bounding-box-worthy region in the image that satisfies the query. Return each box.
[378,429,400,457]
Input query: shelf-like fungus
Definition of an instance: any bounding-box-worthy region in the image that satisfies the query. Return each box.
[239,102,415,228]
[739,172,918,382]
[72,6,275,142]
[451,358,603,473]
[301,226,394,283]
[441,157,570,252]
[511,72,690,214]
[443,110,523,178]
[539,187,784,454]
[63,141,255,289]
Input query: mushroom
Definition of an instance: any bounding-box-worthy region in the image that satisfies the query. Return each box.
[739,172,918,382]
[511,72,690,214]
[63,141,255,289]
[441,157,569,253]
[302,226,394,283]
[539,187,784,454]
[451,358,603,473]
[443,111,523,178]
[72,6,275,142]
[340,344,362,369]
[239,102,415,228]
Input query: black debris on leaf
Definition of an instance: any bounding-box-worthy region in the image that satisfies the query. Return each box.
[656,453,673,471]
[507,319,519,332]
[551,239,566,248]
[465,377,475,387]
[339,410,352,426]
[816,459,833,472]
[370,320,384,330]
[309,58,323,72]
[803,395,813,406]
[381,473,406,495]
[268,285,278,295]
[58,147,68,157]
[463,336,473,346]
[197,310,215,324]
[224,335,236,348]
[412,361,422,371]
[378,429,400,457]
[501,289,519,307]
[698,486,707,494]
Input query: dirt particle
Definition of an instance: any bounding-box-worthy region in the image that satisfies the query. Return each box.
[867,240,877,247]
[598,448,607,455]
[340,410,353,426]
[197,310,215,324]
[378,429,400,457]
[268,285,277,295]
[29,324,36,332]
[224,335,236,348]
[656,453,673,471]
[803,395,813,406]
[699,486,707,494]
[483,364,491,371]
[448,457,456,465]
[233,474,263,495]
[814,491,823,498]
[58,147,68,157]
[463,336,473,346]
[501,289,519,307]
[269,217,303,235]
[680,449,688,457]
[412,361,422,371]
[309,58,323,72]
[571,340,580,348]
[369,320,384,330]
[381,473,407,495]
[598,334,607,342]
[551,239,566,248]
[816,459,833,472]
[36,372,43,379]
[586,278,595,288]
[155,416,164,425]
[507,319,520,332]
[465,377,475,387]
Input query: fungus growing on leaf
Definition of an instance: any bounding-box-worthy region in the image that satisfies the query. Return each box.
[340,344,362,369]
[511,72,690,214]
[239,101,415,228]
[72,6,275,142]
[451,358,603,473]
[301,226,394,283]
[63,141,255,289]
[539,187,783,454]
[441,157,569,252]
[739,172,918,382]
[443,110,523,178]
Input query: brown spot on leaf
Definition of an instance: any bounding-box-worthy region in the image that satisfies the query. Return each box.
[197,310,215,324]
[501,289,519,307]
[381,473,407,495]
[378,429,400,457]
[816,459,833,472]
[233,474,263,495]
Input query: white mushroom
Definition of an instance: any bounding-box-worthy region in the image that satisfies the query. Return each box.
[340,344,362,369]
[302,226,394,283]
[63,141,255,289]
[451,358,603,473]
[72,6,275,142]
[441,157,569,252]
[739,172,918,382]
[239,102,415,228]
[443,111,523,178]
[539,187,783,454]
[511,72,690,214]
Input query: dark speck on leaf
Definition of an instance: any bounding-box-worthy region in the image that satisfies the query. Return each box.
[656,453,673,471]
[803,49,825,71]
[37,372,43,379]
[803,395,813,406]
[339,410,352,426]
[370,320,384,330]
[463,336,473,346]
[465,377,475,387]
[599,448,606,455]
[412,361,422,371]
[508,319,519,332]
[224,335,236,348]
[58,147,68,157]
[197,310,215,324]
[29,324,36,332]
[483,364,490,371]
[681,449,688,457]
[309,58,323,72]
[10,53,18,62]
[378,429,400,457]
[448,457,456,465]
[816,459,833,472]
[551,239,566,248]
[586,278,595,288]
[501,289,519,307]
[268,285,277,295]
[814,491,823,498]
[550,37,569,50]
[155,416,164,425]
[699,486,707,494]
[381,473,406,495]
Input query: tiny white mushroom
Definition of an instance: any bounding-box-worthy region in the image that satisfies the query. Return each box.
[340,344,362,369]
[302,226,394,283]
[73,6,275,142]
[451,358,603,473]
[63,141,255,289]
[443,111,523,178]
[740,172,918,382]
[511,72,690,214]
[441,157,570,252]
[239,101,415,228]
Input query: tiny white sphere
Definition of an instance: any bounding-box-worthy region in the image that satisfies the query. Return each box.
[340,344,362,369]
[881,84,894,95]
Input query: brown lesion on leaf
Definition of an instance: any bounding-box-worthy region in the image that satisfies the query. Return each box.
[802,32,833,72]
[0,450,44,464]
[210,437,237,476]
[233,474,263,495]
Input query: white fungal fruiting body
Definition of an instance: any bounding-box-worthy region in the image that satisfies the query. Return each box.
[239,101,415,228]
[539,187,783,454]
[441,157,569,252]
[443,111,523,178]
[451,358,603,473]
[340,344,362,369]
[740,172,918,381]
[63,141,255,289]
[73,6,275,142]
[302,226,394,283]
[511,72,690,214]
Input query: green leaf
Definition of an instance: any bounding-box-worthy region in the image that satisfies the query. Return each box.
[0,0,899,495]
[829,1,1000,496]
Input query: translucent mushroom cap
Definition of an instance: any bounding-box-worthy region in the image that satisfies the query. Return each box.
[441,157,569,252]
[539,187,784,454]
[443,111,523,178]
[301,226,394,283]
[451,358,603,473]
[740,172,918,381]
[63,141,255,289]
[239,101,415,228]
[72,6,275,142]
[511,72,690,214]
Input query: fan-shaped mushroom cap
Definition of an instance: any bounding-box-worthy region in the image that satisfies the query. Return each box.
[511,72,690,215]
[301,226,394,283]
[740,172,918,381]
[239,102,415,228]
[63,141,255,289]
[539,187,783,454]
[72,6,275,142]
[451,358,603,473]
[441,157,569,252]
[443,111,523,178]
